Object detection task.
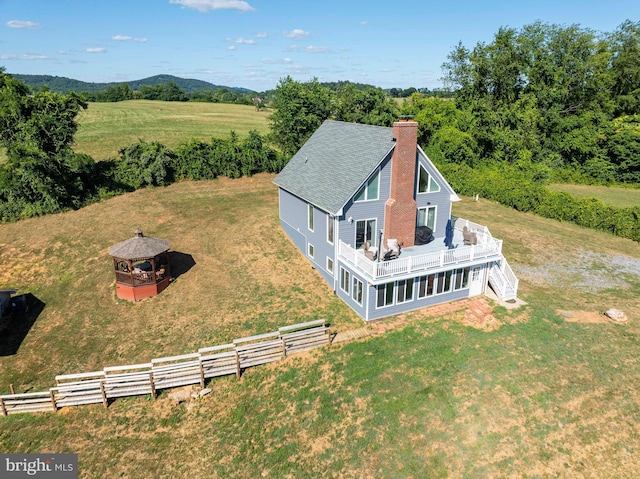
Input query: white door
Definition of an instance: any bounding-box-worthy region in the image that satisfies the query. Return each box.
[469,266,484,296]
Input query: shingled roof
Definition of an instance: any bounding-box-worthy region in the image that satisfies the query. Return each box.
[109,230,170,260]
[273,120,396,214]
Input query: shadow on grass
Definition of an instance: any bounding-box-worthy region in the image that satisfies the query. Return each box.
[0,293,45,356]
[169,251,196,280]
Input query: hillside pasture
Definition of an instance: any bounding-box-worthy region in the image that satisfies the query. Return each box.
[548,183,640,208]
[73,100,271,160]
[1,175,640,477]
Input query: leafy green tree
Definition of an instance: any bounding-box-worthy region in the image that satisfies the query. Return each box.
[269,76,334,156]
[115,140,176,189]
[0,69,93,219]
[333,83,398,126]
[608,21,640,116]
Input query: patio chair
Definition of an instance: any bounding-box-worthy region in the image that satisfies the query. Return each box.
[363,241,377,261]
[383,238,401,260]
[462,226,477,245]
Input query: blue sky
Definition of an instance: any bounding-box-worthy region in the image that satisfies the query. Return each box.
[1,0,638,92]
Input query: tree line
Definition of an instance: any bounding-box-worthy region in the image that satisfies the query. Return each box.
[0,69,285,222]
[86,80,256,106]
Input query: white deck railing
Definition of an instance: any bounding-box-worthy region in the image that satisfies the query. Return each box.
[339,236,503,282]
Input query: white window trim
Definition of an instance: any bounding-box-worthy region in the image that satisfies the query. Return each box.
[352,277,364,306]
[340,267,350,295]
[307,243,314,259]
[308,204,314,232]
[327,215,334,245]
[417,163,441,194]
[355,217,377,249]
[396,278,414,304]
[376,282,395,309]
[417,205,437,233]
[326,257,334,274]
[354,170,380,202]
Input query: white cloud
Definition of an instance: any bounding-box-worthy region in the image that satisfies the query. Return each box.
[360,20,367,25]
[86,47,106,53]
[255,32,268,38]
[232,37,256,44]
[283,29,309,39]
[169,0,254,12]
[228,45,237,51]
[306,45,330,53]
[261,57,293,64]
[112,35,148,43]
[6,20,41,29]
[1,53,48,60]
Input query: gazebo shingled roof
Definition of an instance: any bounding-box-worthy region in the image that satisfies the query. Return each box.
[109,229,170,261]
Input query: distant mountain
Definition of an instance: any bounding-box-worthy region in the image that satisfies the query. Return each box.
[11,74,255,94]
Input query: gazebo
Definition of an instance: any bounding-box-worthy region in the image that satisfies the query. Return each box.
[109,229,171,302]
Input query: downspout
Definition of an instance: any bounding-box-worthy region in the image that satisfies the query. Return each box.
[333,215,339,294]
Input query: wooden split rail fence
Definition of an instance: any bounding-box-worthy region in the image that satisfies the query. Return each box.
[0,319,330,416]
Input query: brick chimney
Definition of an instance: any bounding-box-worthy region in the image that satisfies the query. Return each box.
[383,118,418,248]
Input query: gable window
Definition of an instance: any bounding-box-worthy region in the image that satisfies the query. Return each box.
[355,219,376,249]
[417,206,436,231]
[354,171,380,202]
[327,216,334,244]
[340,267,350,295]
[308,204,314,231]
[352,277,363,305]
[418,164,440,193]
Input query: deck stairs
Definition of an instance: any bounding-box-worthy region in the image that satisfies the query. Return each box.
[488,259,518,301]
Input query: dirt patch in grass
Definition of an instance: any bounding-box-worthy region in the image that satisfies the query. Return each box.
[558,310,613,324]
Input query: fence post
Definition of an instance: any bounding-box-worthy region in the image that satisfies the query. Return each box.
[0,397,6,416]
[198,359,205,388]
[50,390,57,412]
[235,349,241,379]
[9,384,15,395]
[149,372,156,400]
[281,335,287,358]
[100,382,108,408]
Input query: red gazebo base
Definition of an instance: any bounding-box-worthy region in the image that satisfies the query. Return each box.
[115,277,171,302]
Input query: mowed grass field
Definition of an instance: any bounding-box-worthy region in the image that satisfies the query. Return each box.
[1,174,640,478]
[548,183,640,208]
[73,100,271,160]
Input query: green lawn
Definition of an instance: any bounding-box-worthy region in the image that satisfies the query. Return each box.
[73,100,271,160]
[548,183,640,208]
[1,176,639,477]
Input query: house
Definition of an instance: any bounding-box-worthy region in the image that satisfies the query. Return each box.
[273,118,518,321]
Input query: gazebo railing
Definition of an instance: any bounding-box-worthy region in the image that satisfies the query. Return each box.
[115,271,163,287]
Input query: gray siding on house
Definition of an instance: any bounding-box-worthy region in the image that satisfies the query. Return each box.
[415,152,454,238]
[335,262,367,318]
[339,153,392,248]
[279,188,336,285]
[338,151,453,249]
